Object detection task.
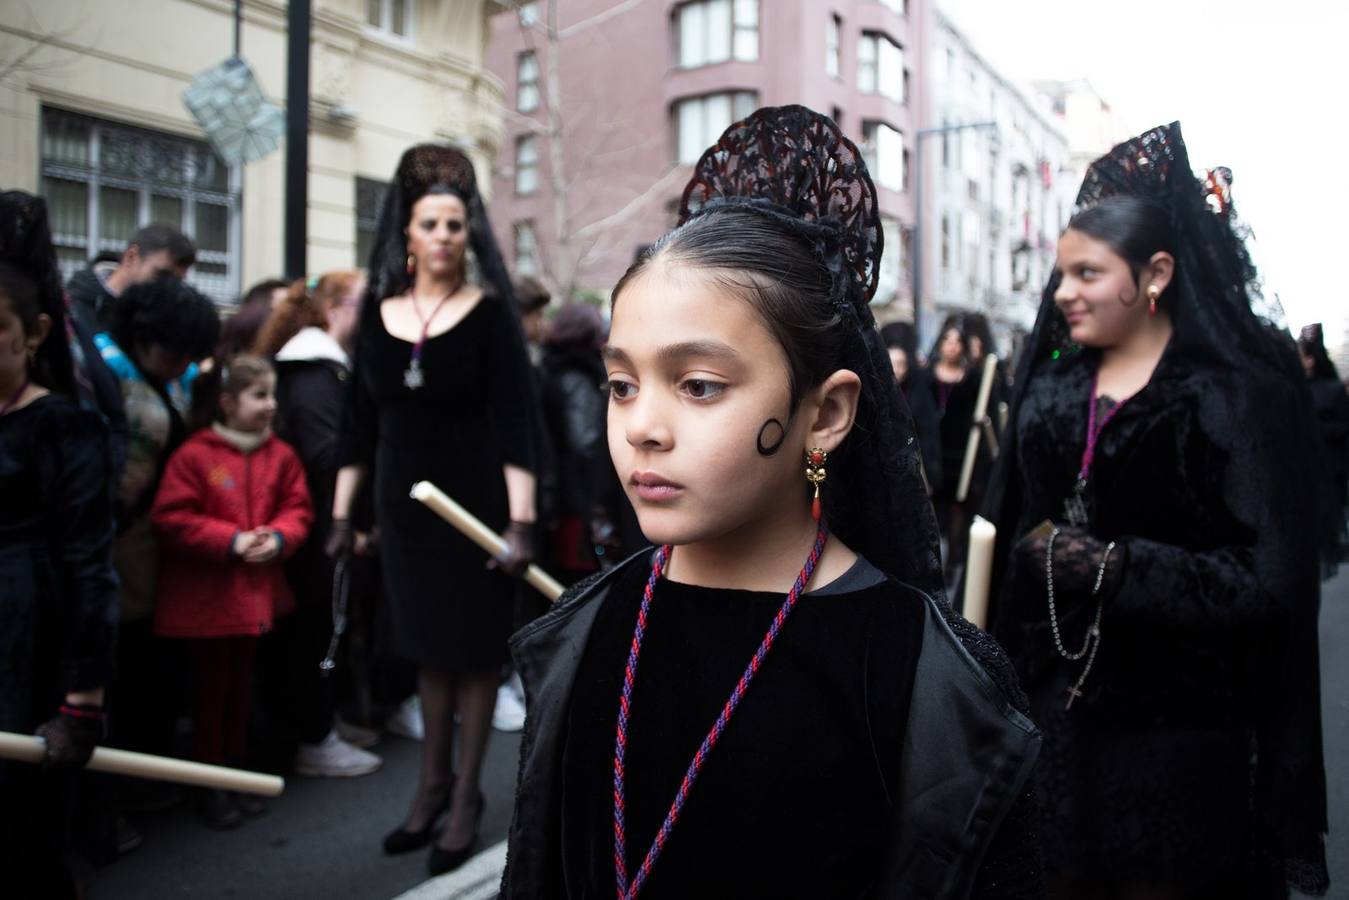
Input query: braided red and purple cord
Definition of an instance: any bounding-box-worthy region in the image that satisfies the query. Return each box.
[612,521,830,899]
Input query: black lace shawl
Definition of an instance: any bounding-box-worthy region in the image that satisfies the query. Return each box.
[0,191,75,397]
[679,105,945,600]
[980,123,1329,894]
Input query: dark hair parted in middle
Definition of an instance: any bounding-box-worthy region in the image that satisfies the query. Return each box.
[113,273,221,362]
[613,205,845,409]
[1067,195,1175,294]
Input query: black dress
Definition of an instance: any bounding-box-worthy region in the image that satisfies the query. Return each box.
[0,394,117,888]
[345,296,535,671]
[560,556,924,897]
[992,347,1291,893]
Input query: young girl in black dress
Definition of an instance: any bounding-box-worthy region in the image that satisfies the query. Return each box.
[503,107,1042,899]
[982,125,1329,898]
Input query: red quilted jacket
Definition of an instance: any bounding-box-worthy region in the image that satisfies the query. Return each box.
[151,427,313,638]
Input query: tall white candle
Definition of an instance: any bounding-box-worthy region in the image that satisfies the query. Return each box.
[963,515,998,629]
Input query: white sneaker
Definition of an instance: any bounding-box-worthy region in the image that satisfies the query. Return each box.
[492,675,527,732]
[386,695,424,741]
[294,731,383,777]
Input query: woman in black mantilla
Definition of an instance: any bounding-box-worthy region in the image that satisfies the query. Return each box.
[0,192,118,897]
[503,107,1042,899]
[331,145,537,874]
[981,125,1329,898]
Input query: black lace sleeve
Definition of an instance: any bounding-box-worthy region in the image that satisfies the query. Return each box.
[941,609,1047,900]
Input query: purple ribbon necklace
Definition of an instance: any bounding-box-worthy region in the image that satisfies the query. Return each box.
[1063,371,1127,527]
[612,521,830,899]
[402,285,457,390]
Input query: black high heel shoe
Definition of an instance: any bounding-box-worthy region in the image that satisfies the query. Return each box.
[427,792,485,876]
[382,791,451,855]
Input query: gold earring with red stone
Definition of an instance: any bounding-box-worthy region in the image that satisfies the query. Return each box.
[406,253,416,276]
[1148,285,1160,316]
[805,448,828,522]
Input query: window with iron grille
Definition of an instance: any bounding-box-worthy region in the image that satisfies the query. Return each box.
[40,107,240,305]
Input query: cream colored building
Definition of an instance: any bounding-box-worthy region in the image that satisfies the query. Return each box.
[0,0,506,306]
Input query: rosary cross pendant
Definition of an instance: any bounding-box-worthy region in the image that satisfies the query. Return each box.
[1065,685,1083,710]
[1063,481,1089,528]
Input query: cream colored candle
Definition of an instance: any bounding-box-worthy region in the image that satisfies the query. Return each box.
[962,515,998,629]
[957,354,1000,503]
[0,733,284,796]
[410,480,566,603]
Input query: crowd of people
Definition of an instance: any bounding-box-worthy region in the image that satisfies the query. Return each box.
[1,106,1346,900]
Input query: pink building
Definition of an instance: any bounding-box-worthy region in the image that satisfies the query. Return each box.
[485,0,929,309]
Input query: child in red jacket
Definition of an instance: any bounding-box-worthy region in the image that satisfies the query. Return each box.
[151,354,312,828]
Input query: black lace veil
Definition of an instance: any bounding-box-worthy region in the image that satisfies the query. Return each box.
[361,144,520,329]
[675,105,944,599]
[0,191,74,397]
[981,123,1329,893]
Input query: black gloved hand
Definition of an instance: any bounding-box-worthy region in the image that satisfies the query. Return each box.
[35,705,105,769]
[489,520,535,578]
[1015,524,1124,599]
[325,518,353,560]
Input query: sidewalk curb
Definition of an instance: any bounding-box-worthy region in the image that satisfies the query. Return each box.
[391,840,507,900]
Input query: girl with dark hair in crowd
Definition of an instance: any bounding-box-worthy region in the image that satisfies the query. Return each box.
[0,192,118,898]
[928,314,979,583]
[503,107,1041,898]
[981,126,1329,897]
[1298,323,1349,570]
[151,354,312,828]
[332,145,537,874]
[880,320,943,494]
[252,272,383,777]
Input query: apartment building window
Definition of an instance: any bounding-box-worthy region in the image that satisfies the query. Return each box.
[355,177,389,268]
[861,121,905,192]
[517,51,540,112]
[877,218,902,302]
[826,14,841,78]
[858,32,904,103]
[40,107,240,304]
[514,221,538,277]
[517,1,540,26]
[674,91,758,164]
[676,0,759,69]
[878,0,907,14]
[515,135,539,194]
[366,0,413,38]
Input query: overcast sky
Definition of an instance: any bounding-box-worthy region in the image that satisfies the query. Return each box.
[941,0,1347,351]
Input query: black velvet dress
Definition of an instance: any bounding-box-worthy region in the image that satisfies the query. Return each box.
[992,347,1294,893]
[560,556,924,898]
[344,296,535,671]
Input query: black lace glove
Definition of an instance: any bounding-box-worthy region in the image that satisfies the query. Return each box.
[35,705,105,769]
[489,520,535,578]
[324,518,353,560]
[1015,524,1125,599]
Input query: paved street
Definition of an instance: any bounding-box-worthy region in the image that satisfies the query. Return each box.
[88,568,1349,899]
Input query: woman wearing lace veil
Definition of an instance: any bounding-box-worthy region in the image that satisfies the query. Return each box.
[980,124,1329,897]
[332,145,538,874]
[502,107,1043,898]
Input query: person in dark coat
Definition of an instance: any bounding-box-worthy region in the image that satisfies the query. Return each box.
[66,224,196,333]
[928,314,980,583]
[538,303,629,582]
[252,271,383,777]
[332,145,538,875]
[1298,323,1349,570]
[880,320,943,494]
[981,126,1329,897]
[218,278,288,360]
[0,193,118,898]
